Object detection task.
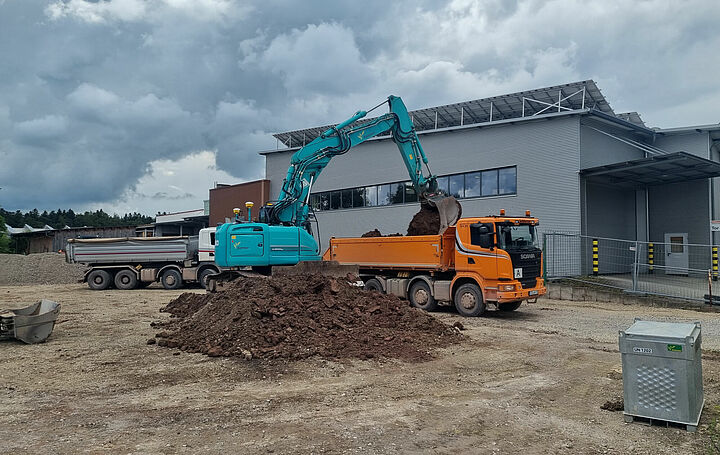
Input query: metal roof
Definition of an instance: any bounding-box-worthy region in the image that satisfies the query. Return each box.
[272,80,614,148]
[580,152,720,188]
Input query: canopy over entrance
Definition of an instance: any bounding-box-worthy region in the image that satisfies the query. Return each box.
[580,152,720,188]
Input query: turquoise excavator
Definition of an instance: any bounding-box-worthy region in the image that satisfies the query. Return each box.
[209,96,461,286]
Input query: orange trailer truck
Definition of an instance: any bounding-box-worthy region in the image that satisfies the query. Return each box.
[322,212,546,316]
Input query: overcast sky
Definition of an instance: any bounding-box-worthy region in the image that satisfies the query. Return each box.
[1,0,718,216]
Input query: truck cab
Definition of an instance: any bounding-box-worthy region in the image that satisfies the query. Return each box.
[453,215,544,305]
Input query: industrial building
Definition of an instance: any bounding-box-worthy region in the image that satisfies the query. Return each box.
[261,80,720,275]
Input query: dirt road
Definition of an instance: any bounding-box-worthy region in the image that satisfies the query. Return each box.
[1,284,718,454]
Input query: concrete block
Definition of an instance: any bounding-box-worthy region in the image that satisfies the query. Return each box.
[547,285,561,300]
[560,286,573,301]
[572,287,586,301]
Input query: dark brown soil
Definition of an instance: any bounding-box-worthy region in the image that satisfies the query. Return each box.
[601,396,624,412]
[361,229,382,237]
[154,274,464,362]
[406,203,441,236]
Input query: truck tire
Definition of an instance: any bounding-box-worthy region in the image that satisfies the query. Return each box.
[498,301,522,312]
[453,283,486,317]
[114,269,138,290]
[161,269,183,290]
[197,268,217,290]
[363,278,384,292]
[87,269,112,291]
[409,280,439,312]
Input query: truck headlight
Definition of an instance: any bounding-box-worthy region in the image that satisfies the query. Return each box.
[500,284,515,291]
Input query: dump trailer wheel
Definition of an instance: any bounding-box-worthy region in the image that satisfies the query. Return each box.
[197,268,216,290]
[114,269,138,290]
[87,269,112,291]
[161,269,183,290]
[498,301,522,312]
[453,283,486,317]
[409,280,439,312]
[363,278,384,292]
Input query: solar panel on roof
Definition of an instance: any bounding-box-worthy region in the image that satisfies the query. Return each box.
[273,80,615,148]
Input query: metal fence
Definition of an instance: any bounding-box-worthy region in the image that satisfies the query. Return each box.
[544,233,719,302]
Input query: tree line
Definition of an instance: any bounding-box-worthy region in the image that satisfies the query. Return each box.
[1,208,154,230]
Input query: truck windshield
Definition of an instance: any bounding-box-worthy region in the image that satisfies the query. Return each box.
[497,224,537,250]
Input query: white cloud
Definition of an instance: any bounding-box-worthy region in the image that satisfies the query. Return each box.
[1,0,719,214]
[94,150,237,215]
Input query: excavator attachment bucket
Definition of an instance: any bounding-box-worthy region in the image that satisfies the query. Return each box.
[424,195,462,234]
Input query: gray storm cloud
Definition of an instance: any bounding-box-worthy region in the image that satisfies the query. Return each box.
[0,0,718,212]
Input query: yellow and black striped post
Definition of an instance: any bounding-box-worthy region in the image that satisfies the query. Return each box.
[648,243,654,274]
[592,239,599,276]
[713,246,718,281]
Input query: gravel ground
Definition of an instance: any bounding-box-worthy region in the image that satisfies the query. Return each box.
[0,253,85,285]
[0,285,718,454]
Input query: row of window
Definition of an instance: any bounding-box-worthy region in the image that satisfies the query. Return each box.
[309,166,517,211]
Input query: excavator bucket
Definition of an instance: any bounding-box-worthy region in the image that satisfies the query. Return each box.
[424,195,462,234]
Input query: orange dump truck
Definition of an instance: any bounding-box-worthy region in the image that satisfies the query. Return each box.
[322,213,546,316]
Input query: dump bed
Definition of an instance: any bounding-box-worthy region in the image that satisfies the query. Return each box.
[66,236,196,265]
[323,228,456,271]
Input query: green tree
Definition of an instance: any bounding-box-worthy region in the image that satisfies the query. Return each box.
[0,213,10,253]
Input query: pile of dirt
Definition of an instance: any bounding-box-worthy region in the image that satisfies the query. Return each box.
[406,204,441,236]
[0,253,85,286]
[154,274,464,362]
[360,229,402,237]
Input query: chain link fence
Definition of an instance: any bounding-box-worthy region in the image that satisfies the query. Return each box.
[544,233,719,302]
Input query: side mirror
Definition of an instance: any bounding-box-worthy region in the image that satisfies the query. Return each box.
[478,233,494,249]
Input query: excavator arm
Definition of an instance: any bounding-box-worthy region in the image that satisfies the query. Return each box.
[263,96,444,227]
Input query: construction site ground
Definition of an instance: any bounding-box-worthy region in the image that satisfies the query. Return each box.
[2,283,719,454]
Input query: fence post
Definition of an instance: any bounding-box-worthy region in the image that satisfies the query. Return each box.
[632,241,639,292]
[648,242,654,274]
[713,246,718,282]
[592,239,599,276]
[543,234,548,282]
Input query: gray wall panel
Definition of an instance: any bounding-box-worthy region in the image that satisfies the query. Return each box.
[265,116,582,248]
[649,180,710,245]
[585,182,636,240]
[580,120,644,168]
[654,132,709,158]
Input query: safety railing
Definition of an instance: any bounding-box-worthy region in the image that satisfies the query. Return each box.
[544,233,718,302]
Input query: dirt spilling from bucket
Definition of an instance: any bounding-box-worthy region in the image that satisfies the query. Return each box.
[154,274,464,362]
[406,204,442,236]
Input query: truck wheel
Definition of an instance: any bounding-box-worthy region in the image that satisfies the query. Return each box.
[363,278,384,292]
[198,268,216,290]
[453,283,486,317]
[161,269,183,290]
[409,280,439,312]
[498,301,522,312]
[114,270,138,290]
[87,270,112,291]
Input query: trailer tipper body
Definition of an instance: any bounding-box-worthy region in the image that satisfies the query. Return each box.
[66,228,220,290]
[322,214,546,316]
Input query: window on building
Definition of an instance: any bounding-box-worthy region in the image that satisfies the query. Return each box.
[378,184,392,206]
[310,194,321,211]
[320,193,330,211]
[481,169,498,196]
[364,186,378,206]
[464,171,481,198]
[390,183,404,204]
[341,189,353,209]
[449,174,464,198]
[352,188,365,208]
[330,191,341,210]
[435,176,449,195]
[498,167,517,195]
[404,182,417,203]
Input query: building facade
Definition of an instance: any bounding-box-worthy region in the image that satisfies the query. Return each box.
[261,81,720,270]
